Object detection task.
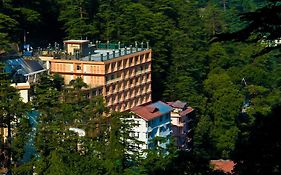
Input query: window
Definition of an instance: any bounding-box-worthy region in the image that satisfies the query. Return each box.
[140,54,144,61]
[117,61,121,68]
[77,65,81,70]
[145,53,150,59]
[140,87,143,93]
[111,62,116,71]
[148,132,152,138]
[123,59,127,67]
[145,64,149,70]
[135,56,139,64]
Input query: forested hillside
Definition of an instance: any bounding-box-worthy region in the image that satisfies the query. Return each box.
[1,0,281,174]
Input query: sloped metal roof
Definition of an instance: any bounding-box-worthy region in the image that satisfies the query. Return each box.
[5,57,45,76]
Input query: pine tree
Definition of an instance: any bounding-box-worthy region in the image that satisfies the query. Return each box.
[0,63,28,171]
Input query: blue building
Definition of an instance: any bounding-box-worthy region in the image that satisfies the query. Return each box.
[130,101,172,151]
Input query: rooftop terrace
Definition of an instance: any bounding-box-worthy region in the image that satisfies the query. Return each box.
[37,41,150,62]
[81,47,148,62]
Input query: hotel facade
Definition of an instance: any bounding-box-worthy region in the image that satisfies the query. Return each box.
[48,40,152,111]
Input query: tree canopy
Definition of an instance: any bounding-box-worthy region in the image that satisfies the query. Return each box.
[1,0,281,174]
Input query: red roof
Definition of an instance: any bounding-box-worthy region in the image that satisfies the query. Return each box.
[131,106,162,121]
[131,101,171,121]
[210,160,235,174]
[180,107,194,117]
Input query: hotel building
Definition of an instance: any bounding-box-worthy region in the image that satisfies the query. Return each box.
[48,40,152,111]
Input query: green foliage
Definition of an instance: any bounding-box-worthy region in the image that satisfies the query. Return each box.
[0,63,29,172]
[204,72,243,158]
[58,0,97,39]
[2,0,281,174]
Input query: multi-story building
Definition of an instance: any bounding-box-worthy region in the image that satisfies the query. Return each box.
[167,100,194,150]
[49,40,152,111]
[130,101,172,151]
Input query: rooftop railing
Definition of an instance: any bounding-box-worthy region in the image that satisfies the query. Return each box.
[35,41,150,62]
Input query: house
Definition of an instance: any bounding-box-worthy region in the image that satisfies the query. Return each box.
[167,100,194,150]
[4,57,47,102]
[45,40,152,111]
[130,101,172,152]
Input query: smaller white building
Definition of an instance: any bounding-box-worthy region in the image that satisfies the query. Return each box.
[130,101,173,152]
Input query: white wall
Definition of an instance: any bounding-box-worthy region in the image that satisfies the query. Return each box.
[131,115,148,150]
[19,89,29,103]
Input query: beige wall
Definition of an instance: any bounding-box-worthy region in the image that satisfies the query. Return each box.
[65,41,90,56]
[50,49,152,112]
[66,43,80,55]
[50,60,105,87]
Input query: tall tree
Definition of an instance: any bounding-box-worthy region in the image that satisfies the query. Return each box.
[0,63,28,171]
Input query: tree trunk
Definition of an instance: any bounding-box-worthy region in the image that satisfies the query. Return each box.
[7,120,12,169]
